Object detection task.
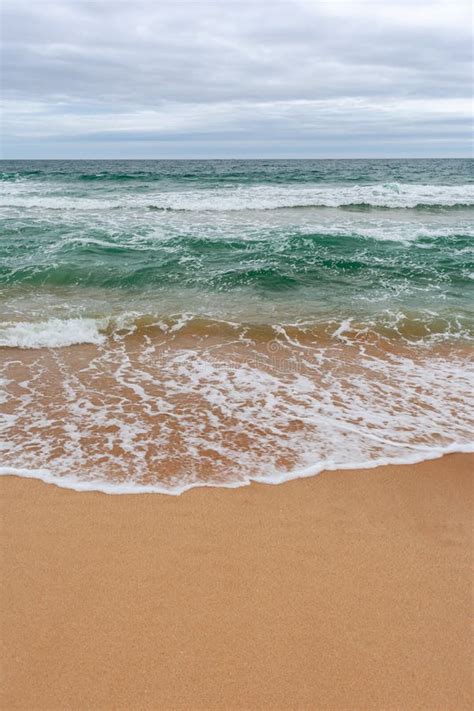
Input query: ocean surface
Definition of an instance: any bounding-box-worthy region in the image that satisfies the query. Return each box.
[0,159,473,493]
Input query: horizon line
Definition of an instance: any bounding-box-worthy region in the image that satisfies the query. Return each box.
[1,156,472,161]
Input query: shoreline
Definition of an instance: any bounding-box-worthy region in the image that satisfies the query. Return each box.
[1,453,473,709]
[1,444,473,495]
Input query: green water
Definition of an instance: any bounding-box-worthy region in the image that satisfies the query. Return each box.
[0,159,473,336]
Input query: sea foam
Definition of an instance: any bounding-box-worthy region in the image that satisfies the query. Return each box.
[0,318,107,348]
[1,328,473,493]
[1,182,473,212]
[1,442,472,495]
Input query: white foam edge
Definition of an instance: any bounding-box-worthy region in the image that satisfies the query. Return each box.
[1,442,472,496]
[0,317,108,349]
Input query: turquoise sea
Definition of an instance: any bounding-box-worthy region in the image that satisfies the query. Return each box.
[0,159,473,492]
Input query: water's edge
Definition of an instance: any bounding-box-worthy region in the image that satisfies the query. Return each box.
[1,442,473,496]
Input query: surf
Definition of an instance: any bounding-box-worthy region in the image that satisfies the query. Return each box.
[1,158,472,493]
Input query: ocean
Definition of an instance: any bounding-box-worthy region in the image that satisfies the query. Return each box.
[0,158,473,493]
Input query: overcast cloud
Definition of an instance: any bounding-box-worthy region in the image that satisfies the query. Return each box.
[1,0,472,158]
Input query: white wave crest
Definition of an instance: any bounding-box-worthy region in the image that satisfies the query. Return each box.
[1,182,473,212]
[146,183,474,211]
[0,318,107,348]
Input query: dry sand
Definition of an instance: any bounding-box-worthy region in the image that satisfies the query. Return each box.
[1,454,472,710]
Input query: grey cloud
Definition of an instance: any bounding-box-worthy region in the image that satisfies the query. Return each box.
[1,0,472,157]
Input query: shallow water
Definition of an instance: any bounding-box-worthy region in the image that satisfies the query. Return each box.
[1,159,473,492]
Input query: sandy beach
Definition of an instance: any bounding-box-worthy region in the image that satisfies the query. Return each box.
[1,453,472,710]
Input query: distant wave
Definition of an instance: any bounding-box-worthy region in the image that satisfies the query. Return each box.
[1,182,473,212]
[146,202,474,213]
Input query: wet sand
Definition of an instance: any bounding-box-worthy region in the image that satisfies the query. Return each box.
[1,454,472,710]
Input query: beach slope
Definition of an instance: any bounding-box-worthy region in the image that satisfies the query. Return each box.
[1,454,472,710]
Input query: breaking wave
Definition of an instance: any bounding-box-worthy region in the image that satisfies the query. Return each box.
[1,182,473,212]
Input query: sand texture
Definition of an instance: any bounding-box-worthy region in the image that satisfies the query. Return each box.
[1,454,472,710]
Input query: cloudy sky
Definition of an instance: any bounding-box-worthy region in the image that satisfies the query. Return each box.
[1,0,472,158]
